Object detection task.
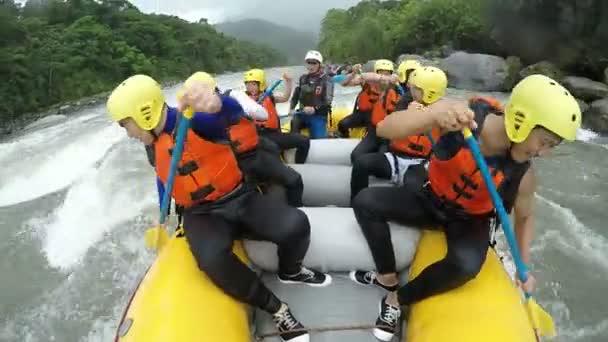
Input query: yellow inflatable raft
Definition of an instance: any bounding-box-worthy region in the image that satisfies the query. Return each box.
[281,107,366,139]
[115,231,250,342]
[406,231,537,342]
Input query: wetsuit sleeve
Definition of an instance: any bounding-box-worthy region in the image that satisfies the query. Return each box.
[189,95,243,140]
[469,99,498,139]
[434,100,495,160]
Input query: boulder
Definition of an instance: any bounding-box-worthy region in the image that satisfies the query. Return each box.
[440,51,509,91]
[584,98,608,134]
[396,54,424,65]
[562,76,608,102]
[396,53,441,68]
[576,98,590,113]
[519,61,564,81]
[362,59,376,73]
[604,66,608,85]
[504,56,523,90]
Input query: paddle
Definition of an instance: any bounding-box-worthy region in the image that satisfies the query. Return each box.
[144,108,194,251]
[258,79,282,104]
[331,74,347,84]
[462,127,556,338]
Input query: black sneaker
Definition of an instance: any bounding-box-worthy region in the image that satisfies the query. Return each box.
[373,296,401,341]
[349,270,394,291]
[273,304,310,342]
[278,267,332,287]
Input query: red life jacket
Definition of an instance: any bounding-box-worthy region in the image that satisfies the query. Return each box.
[227,117,259,155]
[154,129,242,208]
[371,87,400,126]
[390,127,441,158]
[427,96,513,215]
[356,83,381,112]
[250,93,280,130]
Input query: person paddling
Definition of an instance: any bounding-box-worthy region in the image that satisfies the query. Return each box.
[349,74,581,341]
[107,74,331,342]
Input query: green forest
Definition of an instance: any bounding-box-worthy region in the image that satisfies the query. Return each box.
[319,0,608,79]
[0,0,286,124]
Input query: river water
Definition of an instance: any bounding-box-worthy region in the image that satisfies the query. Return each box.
[0,66,606,342]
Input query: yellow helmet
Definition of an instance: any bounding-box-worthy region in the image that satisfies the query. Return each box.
[505,74,582,143]
[409,66,448,104]
[374,59,395,73]
[243,68,267,91]
[106,75,165,131]
[177,71,217,100]
[397,60,422,83]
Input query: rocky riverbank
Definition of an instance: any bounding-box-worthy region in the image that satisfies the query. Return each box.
[0,80,181,138]
[381,51,608,135]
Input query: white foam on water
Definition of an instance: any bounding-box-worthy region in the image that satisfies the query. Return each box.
[0,124,125,207]
[537,195,608,271]
[39,143,157,270]
[576,128,599,142]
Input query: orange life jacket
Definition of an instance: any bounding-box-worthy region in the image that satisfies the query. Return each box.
[154,129,242,208]
[371,87,400,126]
[250,93,280,130]
[427,96,507,215]
[389,127,441,158]
[356,83,381,112]
[227,117,259,155]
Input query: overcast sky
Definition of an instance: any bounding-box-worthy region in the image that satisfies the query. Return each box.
[130,0,361,33]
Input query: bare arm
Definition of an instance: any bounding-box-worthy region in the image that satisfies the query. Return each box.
[376,98,477,139]
[513,167,536,265]
[376,104,441,139]
[341,73,364,86]
[273,74,293,103]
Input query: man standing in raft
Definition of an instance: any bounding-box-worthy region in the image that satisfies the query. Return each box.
[244,68,311,164]
[289,50,334,139]
[349,74,581,341]
[106,74,331,342]
[350,66,445,200]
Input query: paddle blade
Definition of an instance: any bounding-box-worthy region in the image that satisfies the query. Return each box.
[144,226,169,251]
[526,298,556,338]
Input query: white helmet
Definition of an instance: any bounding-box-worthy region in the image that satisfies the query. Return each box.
[304,50,323,64]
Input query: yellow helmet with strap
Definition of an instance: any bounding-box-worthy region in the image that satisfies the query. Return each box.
[409,66,448,104]
[177,71,217,100]
[505,74,581,143]
[374,59,395,73]
[106,75,165,130]
[397,60,422,83]
[244,69,267,91]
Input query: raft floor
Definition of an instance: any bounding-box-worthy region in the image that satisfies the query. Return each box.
[252,272,410,342]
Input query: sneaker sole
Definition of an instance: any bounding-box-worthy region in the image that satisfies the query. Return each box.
[373,300,398,342]
[277,273,333,287]
[279,333,310,342]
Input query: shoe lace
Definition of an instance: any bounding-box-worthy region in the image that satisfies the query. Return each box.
[363,271,377,284]
[275,309,299,330]
[299,267,316,279]
[381,303,400,325]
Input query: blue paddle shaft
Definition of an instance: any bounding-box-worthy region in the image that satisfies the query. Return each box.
[331,74,347,83]
[463,134,530,288]
[258,80,283,104]
[396,84,405,96]
[159,113,191,225]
